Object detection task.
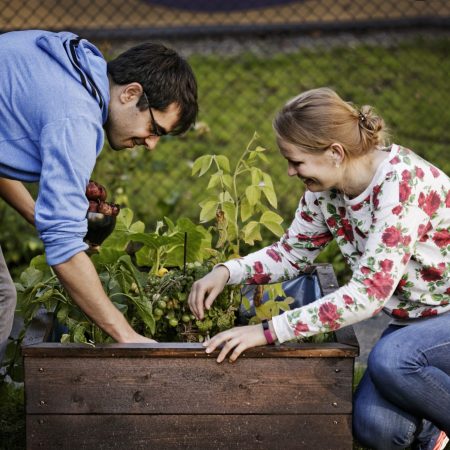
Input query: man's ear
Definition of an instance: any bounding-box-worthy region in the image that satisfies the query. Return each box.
[118,82,143,104]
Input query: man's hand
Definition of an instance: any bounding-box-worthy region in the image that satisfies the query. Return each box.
[53,251,154,343]
[188,265,230,320]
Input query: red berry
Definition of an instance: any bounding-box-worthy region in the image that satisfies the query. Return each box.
[98,201,113,216]
[88,200,99,213]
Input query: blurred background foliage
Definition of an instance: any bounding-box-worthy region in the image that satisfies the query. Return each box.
[0,1,448,286]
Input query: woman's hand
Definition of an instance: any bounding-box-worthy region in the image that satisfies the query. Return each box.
[188,265,230,320]
[204,324,267,363]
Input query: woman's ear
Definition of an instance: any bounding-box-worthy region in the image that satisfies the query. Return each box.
[118,82,143,104]
[329,143,345,166]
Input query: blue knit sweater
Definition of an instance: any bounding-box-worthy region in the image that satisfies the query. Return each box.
[0,30,109,265]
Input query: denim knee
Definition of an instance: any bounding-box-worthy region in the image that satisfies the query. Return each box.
[353,389,416,450]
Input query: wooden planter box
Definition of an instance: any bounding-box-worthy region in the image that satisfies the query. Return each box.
[22,264,359,450]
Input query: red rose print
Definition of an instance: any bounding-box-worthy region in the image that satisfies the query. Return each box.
[394,277,407,294]
[338,207,346,218]
[401,253,411,265]
[296,233,310,241]
[401,169,412,182]
[351,202,364,211]
[363,272,394,299]
[432,229,450,248]
[402,235,411,246]
[399,180,411,202]
[294,321,310,335]
[419,191,441,217]
[249,273,271,284]
[343,295,354,305]
[420,308,438,318]
[281,241,293,253]
[336,219,354,242]
[392,308,409,319]
[446,191,450,208]
[318,302,341,330]
[415,167,425,179]
[418,221,432,242]
[420,264,445,282]
[301,211,314,222]
[390,156,400,164]
[380,259,393,272]
[311,232,332,247]
[373,185,382,209]
[253,261,264,273]
[266,248,282,262]
[392,205,403,215]
[430,166,440,178]
[361,266,371,275]
[326,216,337,228]
[382,226,402,247]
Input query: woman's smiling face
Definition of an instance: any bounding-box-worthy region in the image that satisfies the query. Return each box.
[279,141,341,192]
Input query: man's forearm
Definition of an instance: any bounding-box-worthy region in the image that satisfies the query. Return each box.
[0,178,35,225]
[53,251,141,342]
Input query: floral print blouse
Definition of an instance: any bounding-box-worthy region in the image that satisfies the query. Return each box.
[223,144,450,343]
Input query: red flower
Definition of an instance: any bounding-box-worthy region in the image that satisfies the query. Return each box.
[380,259,393,272]
[351,202,364,211]
[296,233,310,241]
[363,272,394,299]
[382,226,402,247]
[430,166,440,178]
[390,156,400,164]
[336,219,354,242]
[415,167,425,179]
[418,221,432,242]
[420,264,445,282]
[402,235,411,246]
[420,308,438,318]
[399,180,412,202]
[266,248,282,262]
[281,241,292,253]
[343,295,354,305]
[432,229,450,248]
[326,216,337,228]
[311,232,332,247]
[361,266,371,275]
[318,302,341,330]
[395,277,408,294]
[392,308,409,319]
[401,253,411,265]
[248,273,271,284]
[338,207,346,218]
[392,205,403,215]
[301,211,314,222]
[373,185,382,209]
[294,321,310,335]
[419,191,441,217]
[401,169,412,181]
[446,191,450,208]
[253,261,264,273]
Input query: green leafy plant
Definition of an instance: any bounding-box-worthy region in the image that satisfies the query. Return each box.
[192,132,284,259]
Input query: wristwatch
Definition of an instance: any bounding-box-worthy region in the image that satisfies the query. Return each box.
[261,319,275,345]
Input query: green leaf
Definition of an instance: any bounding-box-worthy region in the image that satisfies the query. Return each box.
[254,146,266,153]
[260,211,283,225]
[215,155,230,173]
[19,267,43,289]
[257,152,270,164]
[222,174,233,190]
[242,221,262,245]
[262,221,285,237]
[240,197,253,222]
[245,185,260,206]
[262,187,277,208]
[251,167,262,185]
[192,155,212,176]
[207,172,222,189]
[199,200,217,223]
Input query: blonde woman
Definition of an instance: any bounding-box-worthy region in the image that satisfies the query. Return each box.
[188,88,450,450]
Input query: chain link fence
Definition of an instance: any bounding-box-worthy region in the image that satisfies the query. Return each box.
[0,0,449,267]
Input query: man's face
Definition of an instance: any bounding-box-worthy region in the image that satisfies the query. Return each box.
[104,83,180,151]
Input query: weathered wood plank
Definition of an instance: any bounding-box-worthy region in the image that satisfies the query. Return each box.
[25,356,353,415]
[27,414,353,450]
[21,341,358,357]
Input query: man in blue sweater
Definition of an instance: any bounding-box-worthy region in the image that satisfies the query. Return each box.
[0,30,198,360]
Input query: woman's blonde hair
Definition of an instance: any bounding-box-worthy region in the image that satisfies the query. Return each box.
[273,87,388,158]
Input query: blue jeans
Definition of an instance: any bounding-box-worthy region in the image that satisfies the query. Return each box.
[353,313,450,450]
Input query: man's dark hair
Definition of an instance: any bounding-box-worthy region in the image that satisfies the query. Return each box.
[107,43,198,135]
